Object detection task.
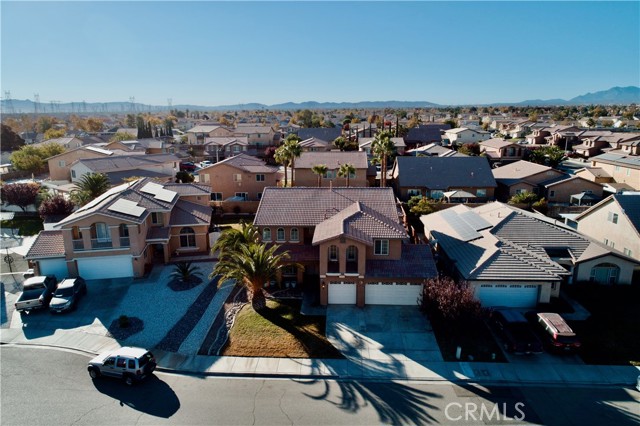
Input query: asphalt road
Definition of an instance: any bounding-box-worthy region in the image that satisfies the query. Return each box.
[1,346,638,426]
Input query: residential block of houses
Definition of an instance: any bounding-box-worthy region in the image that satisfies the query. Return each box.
[293,151,369,187]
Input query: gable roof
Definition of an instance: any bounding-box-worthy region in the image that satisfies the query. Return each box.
[187,125,227,133]
[480,138,520,149]
[445,127,490,135]
[204,137,249,147]
[405,124,451,143]
[163,182,211,197]
[170,199,212,226]
[492,160,555,180]
[295,151,369,169]
[591,152,640,169]
[394,156,496,188]
[25,230,65,259]
[574,193,640,236]
[254,187,403,229]
[233,124,273,134]
[542,175,603,189]
[200,153,279,173]
[294,127,342,142]
[73,153,179,173]
[299,137,331,149]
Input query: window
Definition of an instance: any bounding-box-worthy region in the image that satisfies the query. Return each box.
[151,212,162,225]
[374,239,389,255]
[235,192,248,200]
[607,212,618,224]
[202,174,210,183]
[233,145,241,154]
[71,170,76,178]
[290,228,299,242]
[346,245,357,261]
[276,228,285,241]
[615,165,621,172]
[328,245,338,261]
[431,190,444,200]
[262,228,271,241]
[180,227,196,247]
[119,224,129,237]
[211,193,223,201]
[324,170,336,179]
[58,160,65,167]
[256,174,265,182]
[94,222,110,242]
[233,173,242,182]
[627,168,631,176]
[476,188,487,198]
[604,238,609,246]
[624,248,632,257]
[257,192,262,200]
[549,190,556,198]
[128,360,136,369]
[407,189,421,197]
[116,358,127,368]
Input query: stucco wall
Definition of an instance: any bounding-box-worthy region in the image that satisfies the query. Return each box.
[575,255,638,285]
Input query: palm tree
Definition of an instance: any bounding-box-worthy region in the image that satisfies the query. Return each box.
[372,130,396,187]
[212,243,294,311]
[211,222,259,259]
[169,261,202,283]
[70,173,111,206]
[274,145,289,187]
[311,164,328,187]
[284,135,302,187]
[337,163,356,187]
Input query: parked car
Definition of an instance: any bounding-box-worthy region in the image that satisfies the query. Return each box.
[88,347,156,386]
[49,277,87,313]
[490,309,543,355]
[15,275,57,313]
[199,160,212,168]
[179,161,196,172]
[531,312,581,353]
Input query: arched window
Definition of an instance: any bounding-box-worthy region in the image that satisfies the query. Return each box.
[290,228,299,242]
[329,245,338,262]
[589,263,620,285]
[276,228,285,242]
[262,228,271,241]
[92,222,111,242]
[180,227,196,247]
[346,245,357,261]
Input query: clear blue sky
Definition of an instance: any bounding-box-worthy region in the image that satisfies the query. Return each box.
[2,1,639,106]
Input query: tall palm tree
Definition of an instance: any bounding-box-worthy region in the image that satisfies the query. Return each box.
[337,163,356,187]
[311,164,328,187]
[274,145,289,187]
[70,173,111,206]
[284,135,302,187]
[211,222,259,259]
[372,130,396,187]
[212,243,294,311]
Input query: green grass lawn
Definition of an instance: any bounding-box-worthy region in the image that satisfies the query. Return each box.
[429,314,507,363]
[222,299,343,359]
[1,216,44,236]
[565,285,640,366]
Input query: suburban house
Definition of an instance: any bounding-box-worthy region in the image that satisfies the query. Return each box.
[358,137,406,156]
[253,187,438,306]
[26,178,212,280]
[479,138,526,164]
[590,151,640,190]
[404,124,451,149]
[299,137,332,152]
[33,137,87,150]
[405,143,465,158]
[443,128,491,146]
[574,167,614,185]
[422,202,639,308]
[390,156,496,202]
[233,123,277,148]
[540,175,604,205]
[574,193,640,263]
[204,137,251,161]
[491,160,565,201]
[197,153,280,211]
[69,153,180,185]
[293,151,369,188]
[186,124,234,145]
[293,127,342,143]
[47,146,141,181]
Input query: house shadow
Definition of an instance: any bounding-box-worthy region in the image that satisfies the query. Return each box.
[92,374,180,419]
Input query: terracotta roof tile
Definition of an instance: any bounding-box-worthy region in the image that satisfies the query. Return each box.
[26,231,65,259]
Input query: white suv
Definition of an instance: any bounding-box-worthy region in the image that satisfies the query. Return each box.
[88,347,156,386]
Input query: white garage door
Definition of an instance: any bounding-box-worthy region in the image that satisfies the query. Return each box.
[77,256,134,280]
[365,282,423,306]
[38,258,68,281]
[328,281,356,304]
[476,284,539,308]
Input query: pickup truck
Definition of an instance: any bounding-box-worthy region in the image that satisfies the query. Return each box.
[15,275,58,313]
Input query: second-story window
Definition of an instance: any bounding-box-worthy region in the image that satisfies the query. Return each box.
[329,245,338,261]
[607,212,619,224]
[256,174,265,182]
[233,174,242,182]
[151,212,163,225]
[290,228,299,242]
[262,228,271,241]
[374,239,389,256]
[276,228,285,242]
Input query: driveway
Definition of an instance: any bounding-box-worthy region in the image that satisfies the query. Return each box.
[326,305,444,367]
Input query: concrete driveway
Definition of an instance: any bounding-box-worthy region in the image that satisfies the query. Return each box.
[326,305,444,367]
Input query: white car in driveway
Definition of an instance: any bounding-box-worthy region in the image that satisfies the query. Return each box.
[88,347,156,386]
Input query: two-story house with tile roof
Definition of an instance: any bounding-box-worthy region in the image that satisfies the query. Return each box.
[492,160,565,201]
[253,187,437,306]
[479,138,526,164]
[69,153,180,185]
[26,179,212,280]
[391,156,496,202]
[293,151,369,187]
[186,125,234,145]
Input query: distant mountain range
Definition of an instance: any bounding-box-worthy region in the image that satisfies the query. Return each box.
[1,86,638,114]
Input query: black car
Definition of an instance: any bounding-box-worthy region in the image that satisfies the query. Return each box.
[49,277,87,313]
[490,309,543,354]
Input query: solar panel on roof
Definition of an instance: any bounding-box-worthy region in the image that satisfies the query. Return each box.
[140,182,176,202]
[140,182,163,195]
[107,199,145,217]
[441,209,482,242]
[459,210,492,231]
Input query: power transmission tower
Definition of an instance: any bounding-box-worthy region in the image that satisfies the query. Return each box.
[129,96,136,113]
[82,100,87,113]
[167,98,172,113]
[3,91,15,114]
[34,93,40,115]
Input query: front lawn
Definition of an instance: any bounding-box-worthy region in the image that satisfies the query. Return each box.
[1,216,44,236]
[565,284,640,366]
[222,299,343,359]
[430,315,507,363]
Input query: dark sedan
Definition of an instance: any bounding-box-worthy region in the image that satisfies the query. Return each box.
[490,309,543,355]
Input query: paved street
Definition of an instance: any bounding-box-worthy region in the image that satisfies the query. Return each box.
[2,346,639,426]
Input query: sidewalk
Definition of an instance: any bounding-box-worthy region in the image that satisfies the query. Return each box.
[1,327,638,387]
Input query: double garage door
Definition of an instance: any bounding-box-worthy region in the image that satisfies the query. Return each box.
[327,281,423,306]
[38,258,69,281]
[476,284,539,308]
[76,255,134,280]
